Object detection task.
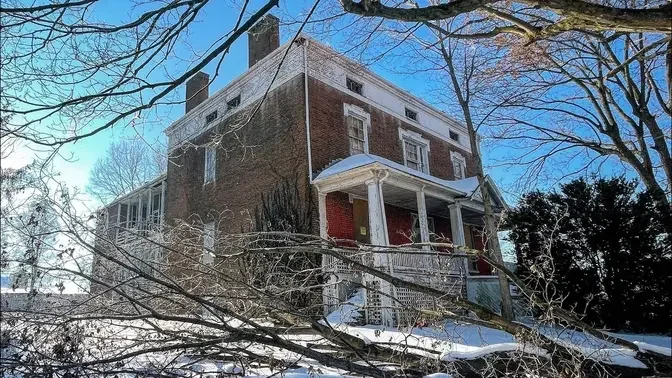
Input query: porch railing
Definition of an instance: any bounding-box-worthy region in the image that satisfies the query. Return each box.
[115,219,164,245]
[389,249,462,273]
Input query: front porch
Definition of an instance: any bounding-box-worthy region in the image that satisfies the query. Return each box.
[313,154,506,326]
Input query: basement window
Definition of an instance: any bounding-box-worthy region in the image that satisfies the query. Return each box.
[205,110,218,124]
[346,77,363,95]
[405,107,418,121]
[226,95,241,110]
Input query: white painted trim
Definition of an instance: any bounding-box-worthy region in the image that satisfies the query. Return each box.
[415,191,431,250]
[318,192,328,239]
[399,128,430,174]
[303,40,313,182]
[343,103,371,155]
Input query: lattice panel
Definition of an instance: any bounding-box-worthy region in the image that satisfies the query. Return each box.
[365,280,382,325]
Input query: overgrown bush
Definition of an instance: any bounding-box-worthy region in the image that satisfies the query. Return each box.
[506,177,671,333]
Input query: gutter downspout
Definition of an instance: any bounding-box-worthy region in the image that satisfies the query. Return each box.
[302,38,313,183]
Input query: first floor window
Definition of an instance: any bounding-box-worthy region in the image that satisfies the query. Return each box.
[451,151,466,179]
[204,146,216,183]
[347,115,366,155]
[403,140,428,173]
[411,214,435,243]
[202,222,215,265]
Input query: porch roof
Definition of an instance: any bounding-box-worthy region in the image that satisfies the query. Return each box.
[314,154,508,210]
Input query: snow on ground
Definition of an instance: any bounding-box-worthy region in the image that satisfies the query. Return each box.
[321,292,671,369]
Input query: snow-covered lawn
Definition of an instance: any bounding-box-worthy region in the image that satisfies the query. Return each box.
[1,290,669,377]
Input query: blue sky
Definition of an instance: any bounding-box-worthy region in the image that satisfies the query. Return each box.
[7,0,644,208]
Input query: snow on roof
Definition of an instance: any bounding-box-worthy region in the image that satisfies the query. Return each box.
[314,154,482,197]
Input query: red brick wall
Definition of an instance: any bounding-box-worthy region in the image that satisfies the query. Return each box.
[324,192,354,240]
[166,74,310,234]
[384,204,414,245]
[324,193,455,247]
[308,77,475,180]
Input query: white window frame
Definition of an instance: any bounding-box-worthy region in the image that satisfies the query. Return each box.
[450,151,466,180]
[344,104,370,155]
[204,145,216,184]
[411,213,435,243]
[399,128,430,174]
[202,222,215,265]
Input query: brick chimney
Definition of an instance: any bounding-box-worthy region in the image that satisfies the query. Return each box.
[248,14,280,68]
[185,71,209,114]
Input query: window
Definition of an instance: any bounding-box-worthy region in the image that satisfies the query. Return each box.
[403,140,428,173]
[399,129,430,174]
[451,151,466,180]
[348,116,366,154]
[226,95,241,110]
[202,222,215,265]
[405,107,418,121]
[411,214,435,243]
[449,130,460,143]
[204,146,216,183]
[205,110,218,124]
[344,104,370,155]
[346,77,363,95]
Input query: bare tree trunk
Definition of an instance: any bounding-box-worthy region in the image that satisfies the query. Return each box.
[439,43,515,321]
[465,118,515,322]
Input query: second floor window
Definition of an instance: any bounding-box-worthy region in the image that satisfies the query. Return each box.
[451,151,466,179]
[348,116,366,155]
[204,146,216,183]
[403,140,428,173]
[345,104,370,155]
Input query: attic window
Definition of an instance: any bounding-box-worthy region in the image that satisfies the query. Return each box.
[205,110,218,124]
[226,95,241,110]
[405,108,418,121]
[346,77,363,95]
[449,130,460,142]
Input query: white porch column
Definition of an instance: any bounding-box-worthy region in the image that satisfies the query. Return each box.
[318,191,337,316]
[366,178,388,249]
[365,176,394,326]
[318,192,328,239]
[416,190,431,250]
[449,201,468,274]
[160,181,166,225]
